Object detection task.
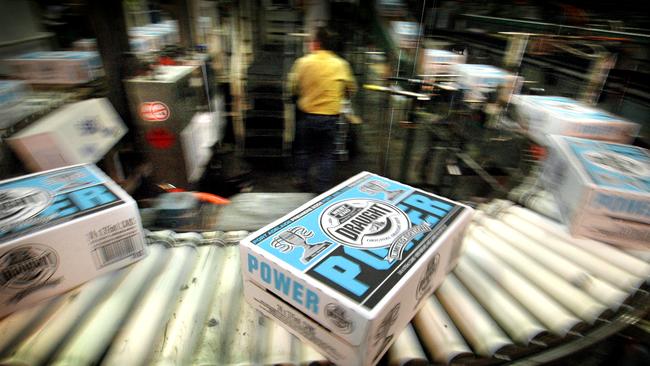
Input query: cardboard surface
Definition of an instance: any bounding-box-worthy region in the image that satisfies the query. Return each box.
[511,95,639,144]
[7,98,127,172]
[0,164,147,317]
[4,51,103,84]
[241,172,473,365]
[542,136,649,247]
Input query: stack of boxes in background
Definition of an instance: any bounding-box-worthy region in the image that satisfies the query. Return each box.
[390,21,420,49]
[241,172,473,366]
[4,51,103,85]
[452,64,522,102]
[128,20,180,52]
[418,49,465,76]
[541,136,649,249]
[72,20,180,54]
[510,95,640,145]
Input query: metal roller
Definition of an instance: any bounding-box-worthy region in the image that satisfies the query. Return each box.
[454,256,546,345]
[102,245,198,366]
[1,270,125,365]
[52,244,170,366]
[506,206,650,280]
[509,186,562,221]
[625,249,650,263]
[387,324,428,366]
[436,273,513,358]
[264,320,297,366]
[464,238,581,336]
[476,216,629,311]
[0,295,67,358]
[193,245,246,365]
[299,343,330,366]
[151,244,225,366]
[412,296,472,364]
[470,226,608,323]
[498,211,644,291]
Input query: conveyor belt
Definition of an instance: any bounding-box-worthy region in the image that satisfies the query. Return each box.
[0,202,648,365]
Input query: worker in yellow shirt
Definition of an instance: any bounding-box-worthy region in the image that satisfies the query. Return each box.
[287,27,357,192]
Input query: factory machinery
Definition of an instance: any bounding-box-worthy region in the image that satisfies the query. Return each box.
[0,194,648,366]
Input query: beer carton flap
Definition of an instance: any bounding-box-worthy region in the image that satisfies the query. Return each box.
[0,165,132,243]
[244,172,470,312]
[552,136,650,195]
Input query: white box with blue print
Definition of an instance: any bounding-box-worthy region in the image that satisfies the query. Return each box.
[240,172,473,365]
[511,95,639,145]
[452,64,522,102]
[0,164,147,318]
[541,135,650,248]
[7,98,127,172]
[4,51,103,85]
[418,49,465,76]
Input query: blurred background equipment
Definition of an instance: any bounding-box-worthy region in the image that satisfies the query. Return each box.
[1,0,650,364]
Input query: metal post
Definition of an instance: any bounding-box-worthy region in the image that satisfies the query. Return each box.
[86,0,133,133]
[502,32,529,73]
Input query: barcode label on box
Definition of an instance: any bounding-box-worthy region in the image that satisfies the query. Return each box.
[88,218,145,269]
[95,236,143,267]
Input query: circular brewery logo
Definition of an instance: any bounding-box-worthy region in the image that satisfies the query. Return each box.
[583,151,650,178]
[325,303,354,334]
[0,244,59,289]
[319,199,410,249]
[0,188,52,228]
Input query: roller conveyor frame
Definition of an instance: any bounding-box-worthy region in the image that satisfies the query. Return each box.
[0,200,647,366]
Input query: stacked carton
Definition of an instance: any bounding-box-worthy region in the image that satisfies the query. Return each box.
[510,95,639,144]
[241,172,473,365]
[542,135,649,249]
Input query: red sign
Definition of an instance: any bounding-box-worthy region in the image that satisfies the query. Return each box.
[146,128,175,149]
[139,102,170,122]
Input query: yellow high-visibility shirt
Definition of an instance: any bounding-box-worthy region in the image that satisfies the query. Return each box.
[288,50,357,115]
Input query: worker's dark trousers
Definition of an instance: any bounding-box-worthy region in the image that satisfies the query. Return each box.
[294,113,338,193]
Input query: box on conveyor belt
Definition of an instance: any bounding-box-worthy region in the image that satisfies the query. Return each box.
[418,49,465,76]
[541,135,650,248]
[510,95,639,145]
[452,64,522,102]
[241,172,474,366]
[4,51,103,85]
[7,98,127,172]
[0,164,147,318]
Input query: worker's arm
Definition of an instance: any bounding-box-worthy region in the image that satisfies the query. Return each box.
[286,58,302,99]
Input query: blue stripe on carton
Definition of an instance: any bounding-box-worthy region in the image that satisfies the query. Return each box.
[0,166,122,241]
[566,138,650,193]
[247,173,463,309]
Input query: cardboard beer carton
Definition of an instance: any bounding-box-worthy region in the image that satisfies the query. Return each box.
[510,95,639,145]
[418,49,465,76]
[4,51,103,85]
[241,172,474,365]
[0,164,147,318]
[452,64,522,103]
[542,135,649,248]
[7,98,128,172]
